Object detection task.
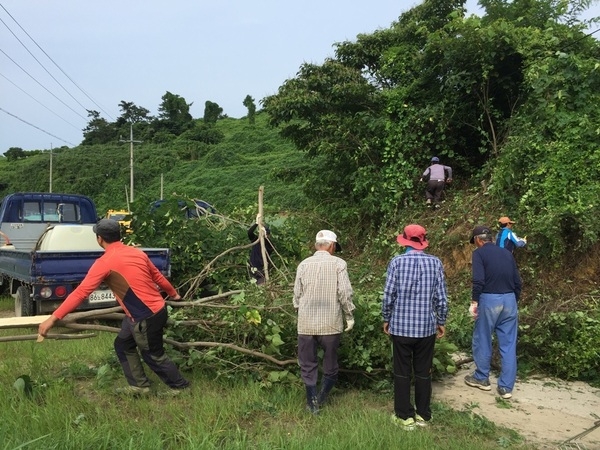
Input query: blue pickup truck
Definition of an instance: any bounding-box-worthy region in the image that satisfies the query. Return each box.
[0,192,171,317]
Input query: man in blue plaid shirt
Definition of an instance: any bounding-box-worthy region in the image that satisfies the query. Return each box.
[382,224,448,430]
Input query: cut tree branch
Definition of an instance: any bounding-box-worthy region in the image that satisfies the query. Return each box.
[164,338,297,366]
[0,333,96,342]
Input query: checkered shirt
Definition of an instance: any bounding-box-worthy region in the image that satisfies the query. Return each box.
[293,250,355,335]
[382,251,448,337]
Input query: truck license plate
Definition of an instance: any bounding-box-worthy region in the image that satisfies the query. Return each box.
[88,290,116,303]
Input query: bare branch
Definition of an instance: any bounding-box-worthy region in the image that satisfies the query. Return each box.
[167,290,243,307]
[181,244,255,298]
[0,333,97,342]
[63,323,121,333]
[63,306,124,321]
[164,338,297,366]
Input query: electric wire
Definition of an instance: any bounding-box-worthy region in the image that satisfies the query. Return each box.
[0,47,87,121]
[0,15,90,115]
[0,106,76,146]
[0,71,81,131]
[0,3,114,120]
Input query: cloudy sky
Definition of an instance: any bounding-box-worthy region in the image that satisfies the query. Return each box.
[1,0,598,152]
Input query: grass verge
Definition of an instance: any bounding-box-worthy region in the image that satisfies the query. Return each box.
[0,329,536,450]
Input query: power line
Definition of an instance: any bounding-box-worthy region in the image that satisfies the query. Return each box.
[0,47,87,121]
[0,71,81,131]
[0,15,90,114]
[0,106,76,147]
[0,3,114,120]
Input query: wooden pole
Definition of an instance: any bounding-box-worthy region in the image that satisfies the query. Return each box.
[258,186,269,283]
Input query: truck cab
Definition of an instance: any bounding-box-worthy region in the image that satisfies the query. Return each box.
[0,192,98,250]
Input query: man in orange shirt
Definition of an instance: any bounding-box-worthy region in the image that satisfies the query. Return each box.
[38,219,189,394]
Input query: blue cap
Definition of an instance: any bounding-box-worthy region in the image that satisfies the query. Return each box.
[431,156,440,163]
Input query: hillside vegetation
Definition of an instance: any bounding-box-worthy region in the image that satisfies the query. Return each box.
[0,114,308,215]
[1,0,599,384]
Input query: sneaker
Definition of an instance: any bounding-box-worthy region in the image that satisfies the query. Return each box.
[415,414,429,427]
[391,414,415,431]
[464,373,492,391]
[426,199,432,205]
[115,385,151,396]
[497,386,512,399]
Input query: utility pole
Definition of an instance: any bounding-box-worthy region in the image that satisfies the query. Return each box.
[119,124,142,203]
[49,143,53,193]
[160,173,164,200]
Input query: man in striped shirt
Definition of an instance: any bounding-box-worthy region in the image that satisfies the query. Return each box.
[382,224,448,429]
[293,229,355,414]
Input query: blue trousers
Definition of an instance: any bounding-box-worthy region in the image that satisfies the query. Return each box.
[472,293,518,390]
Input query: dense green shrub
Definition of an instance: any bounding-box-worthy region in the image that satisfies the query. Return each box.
[519,308,600,380]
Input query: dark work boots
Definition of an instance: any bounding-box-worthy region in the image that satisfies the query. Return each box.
[317,377,336,406]
[305,385,319,414]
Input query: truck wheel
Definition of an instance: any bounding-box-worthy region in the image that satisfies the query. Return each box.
[15,286,34,317]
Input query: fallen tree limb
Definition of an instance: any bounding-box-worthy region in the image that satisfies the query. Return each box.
[182,245,253,298]
[0,296,299,369]
[455,357,474,366]
[164,338,298,367]
[0,333,97,342]
[91,313,126,321]
[64,306,124,321]
[62,323,121,334]
[172,319,229,327]
[167,290,243,307]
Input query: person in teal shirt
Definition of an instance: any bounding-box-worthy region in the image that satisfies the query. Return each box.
[496,216,526,254]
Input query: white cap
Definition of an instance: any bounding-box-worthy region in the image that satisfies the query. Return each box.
[316,230,342,252]
[316,230,337,243]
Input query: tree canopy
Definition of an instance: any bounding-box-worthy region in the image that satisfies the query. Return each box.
[79,93,230,150]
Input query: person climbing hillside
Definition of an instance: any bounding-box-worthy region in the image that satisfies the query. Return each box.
[420,156,452,208]
[495,216,527,254]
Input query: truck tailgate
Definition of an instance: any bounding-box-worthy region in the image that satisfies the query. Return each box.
[30,248,171,282]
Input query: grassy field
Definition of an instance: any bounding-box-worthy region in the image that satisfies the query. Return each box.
[0,296,535,450]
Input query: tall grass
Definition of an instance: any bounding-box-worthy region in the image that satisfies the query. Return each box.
[0,319,535,449]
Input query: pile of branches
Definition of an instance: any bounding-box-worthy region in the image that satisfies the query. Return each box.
[0,290,298,369]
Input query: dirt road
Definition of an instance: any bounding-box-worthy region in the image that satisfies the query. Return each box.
[434,365,600,449]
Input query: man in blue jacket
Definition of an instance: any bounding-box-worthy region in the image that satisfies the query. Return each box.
[496,216,527,254]
[465,225,522,399]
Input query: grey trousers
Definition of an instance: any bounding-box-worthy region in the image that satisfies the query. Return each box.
[114,307,189,389]
[297,334,341,386]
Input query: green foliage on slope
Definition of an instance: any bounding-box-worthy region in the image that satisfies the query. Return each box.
[262,0,600,256]
[0,112,310,216]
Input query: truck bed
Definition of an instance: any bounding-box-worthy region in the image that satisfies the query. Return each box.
[0,247,170,283]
